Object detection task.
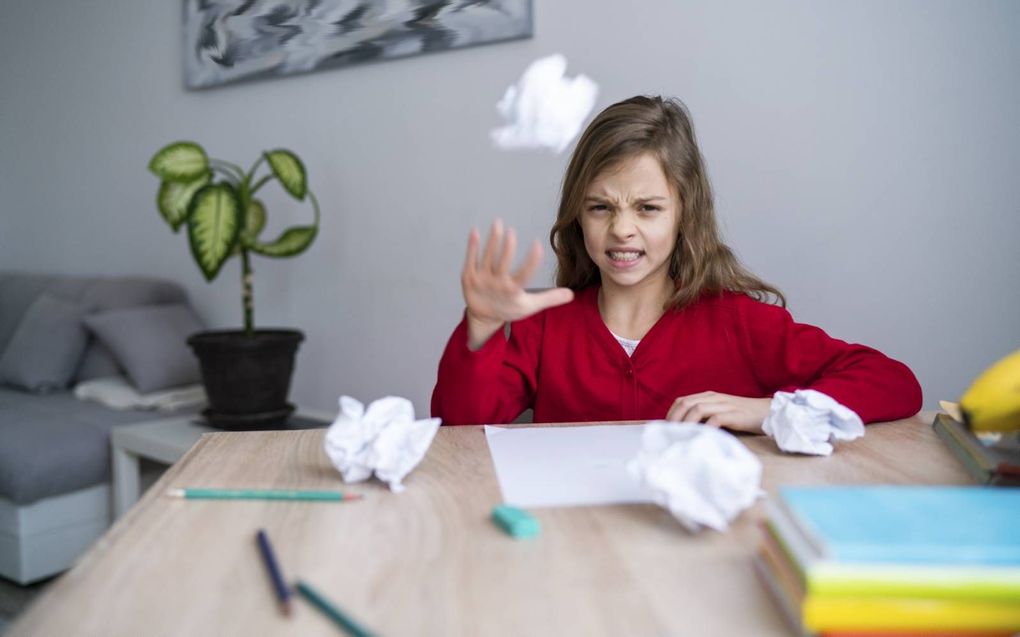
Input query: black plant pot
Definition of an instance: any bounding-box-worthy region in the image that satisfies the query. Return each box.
[187,329,304,430]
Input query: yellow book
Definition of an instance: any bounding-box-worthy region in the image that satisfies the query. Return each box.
[803,596,1020,632]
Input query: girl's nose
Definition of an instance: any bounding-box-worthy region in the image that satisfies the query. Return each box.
[609,212,637,238]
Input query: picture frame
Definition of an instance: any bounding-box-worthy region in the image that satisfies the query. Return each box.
[183,0,534,89]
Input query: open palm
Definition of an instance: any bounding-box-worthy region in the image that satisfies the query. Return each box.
[462,220,574,349]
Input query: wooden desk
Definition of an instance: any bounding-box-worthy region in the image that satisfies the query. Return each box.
[109,409,334,519]
[9,413,970,636]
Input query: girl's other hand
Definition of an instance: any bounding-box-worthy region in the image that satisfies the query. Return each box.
[665,392,771,434]
[462,220,575,350]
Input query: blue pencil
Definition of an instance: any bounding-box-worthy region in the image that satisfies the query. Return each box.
[256,529,292,616]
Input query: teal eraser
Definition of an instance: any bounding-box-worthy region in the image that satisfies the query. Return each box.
[491,505,540,539]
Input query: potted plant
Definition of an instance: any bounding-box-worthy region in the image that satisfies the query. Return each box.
[148,141,320,430]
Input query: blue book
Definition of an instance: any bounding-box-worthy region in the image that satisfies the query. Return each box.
[765,487,1020,601]
[779,486,1020,566]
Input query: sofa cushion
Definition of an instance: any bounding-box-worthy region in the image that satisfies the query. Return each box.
[84,304,203,393]
[0,294,90,392]
[0,273,54,355]
[0,272,190,384]
[75,340,123,381]
[0,388,158,504]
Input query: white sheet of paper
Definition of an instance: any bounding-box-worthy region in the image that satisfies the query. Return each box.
[484,425,654,508]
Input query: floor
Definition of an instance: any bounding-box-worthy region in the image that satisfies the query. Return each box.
[0,460,167,634]
[0,575,52,635]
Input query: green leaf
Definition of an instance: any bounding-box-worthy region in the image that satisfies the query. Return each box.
[157,172,210,232]
[187,183,242,280]
[240,198,266,245]
[149,142,209,181]
[264,149,306,200]
[250,225,317,257]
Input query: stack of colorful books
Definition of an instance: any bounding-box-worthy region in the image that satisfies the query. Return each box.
[932,413,1020,486]
[756,486,1020,636]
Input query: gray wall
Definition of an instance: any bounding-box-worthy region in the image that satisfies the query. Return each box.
[2,1,1018,416]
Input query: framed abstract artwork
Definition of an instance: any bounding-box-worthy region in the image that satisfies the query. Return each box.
[183,0,534,89]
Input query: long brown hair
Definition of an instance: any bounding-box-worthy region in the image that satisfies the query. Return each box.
[550,95,786,309]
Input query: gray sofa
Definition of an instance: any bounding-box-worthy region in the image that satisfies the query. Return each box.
[0,272,201,584]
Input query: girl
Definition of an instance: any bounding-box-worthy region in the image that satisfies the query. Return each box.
[432,96,921,430]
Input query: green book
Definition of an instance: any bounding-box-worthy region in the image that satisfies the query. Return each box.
[755,537,1020,634]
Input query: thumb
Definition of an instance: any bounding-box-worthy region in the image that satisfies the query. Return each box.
[527,287,575,313]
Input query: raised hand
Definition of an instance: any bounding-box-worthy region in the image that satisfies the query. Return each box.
[462,220,575,350]
[666,391,771,434]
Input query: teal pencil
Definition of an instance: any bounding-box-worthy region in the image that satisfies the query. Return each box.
[295,580,376,637]
[165,488,362,502]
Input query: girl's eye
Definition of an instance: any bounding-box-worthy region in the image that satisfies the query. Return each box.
[587,204,609,213]
[640,205,662,213]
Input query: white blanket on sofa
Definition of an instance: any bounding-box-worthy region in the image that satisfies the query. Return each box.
[73,375,206,412]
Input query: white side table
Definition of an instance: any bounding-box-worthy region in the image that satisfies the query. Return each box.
[110,416,211,519]
[110,409,334,519]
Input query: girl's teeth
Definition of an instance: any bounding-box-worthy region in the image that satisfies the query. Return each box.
[609,251,640,261]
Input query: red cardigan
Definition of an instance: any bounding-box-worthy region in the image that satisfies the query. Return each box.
[431,286,922,426]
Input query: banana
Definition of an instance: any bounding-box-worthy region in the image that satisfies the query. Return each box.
[960,348,1020,433]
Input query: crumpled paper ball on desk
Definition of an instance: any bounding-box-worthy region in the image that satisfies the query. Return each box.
[763,389,864,456]
[323,395,440,493]
[628,423,763,533]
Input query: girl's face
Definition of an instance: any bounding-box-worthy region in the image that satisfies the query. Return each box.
[579,152,681,294]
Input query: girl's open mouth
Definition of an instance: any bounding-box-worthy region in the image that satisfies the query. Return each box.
[607,250,644,267]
